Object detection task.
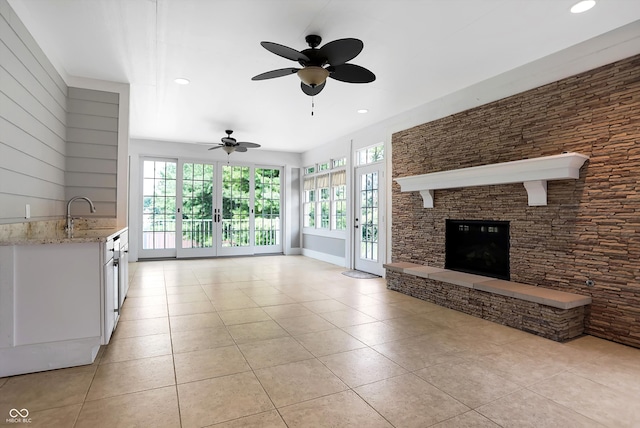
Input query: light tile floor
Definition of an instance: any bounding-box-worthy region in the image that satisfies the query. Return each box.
[1,255,639,427]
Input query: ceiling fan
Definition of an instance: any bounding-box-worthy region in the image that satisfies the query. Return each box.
[251,34,376,96]
[207,130,261,154]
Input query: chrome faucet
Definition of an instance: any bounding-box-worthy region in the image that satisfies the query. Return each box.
[66,196,96,232]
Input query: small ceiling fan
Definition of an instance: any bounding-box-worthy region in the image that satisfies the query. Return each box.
[207,130,261,154]
[252,34,375,96]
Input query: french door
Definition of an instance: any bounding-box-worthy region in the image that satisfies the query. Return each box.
[139,158,282,259]
[354,163,385,276]
[217,164,253,256]
[219,165,283,255]
[253,167,283,254]
[141,159,178,258]
[177,162,216,257]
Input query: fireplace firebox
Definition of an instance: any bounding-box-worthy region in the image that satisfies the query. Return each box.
[445,220,510,280]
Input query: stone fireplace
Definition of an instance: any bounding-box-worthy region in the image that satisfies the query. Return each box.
[390,54,640,348]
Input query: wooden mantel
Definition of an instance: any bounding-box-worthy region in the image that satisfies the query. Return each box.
[394,152,589,208]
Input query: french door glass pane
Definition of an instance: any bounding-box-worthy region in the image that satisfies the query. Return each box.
[222,165,250,247]
[255,168,281,246]
[142,160,177,250]
[182,163,214,248]
[359,171,378,261]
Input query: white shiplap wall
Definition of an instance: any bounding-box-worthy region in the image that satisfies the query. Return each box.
[0,0,124,223]
[65,87,118,217]
[0,0,67,222]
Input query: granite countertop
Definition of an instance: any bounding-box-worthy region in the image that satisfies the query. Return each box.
[0,221,127,246]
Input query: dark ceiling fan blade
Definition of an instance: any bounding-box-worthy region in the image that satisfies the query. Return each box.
[329,64,376,83]
[252,68,300,81]
[301,81,325,96]
[235,146,248,153]
[237,142,261,148]
[261,41,310,62]
[318,38,363,66]
[208,145,224,151]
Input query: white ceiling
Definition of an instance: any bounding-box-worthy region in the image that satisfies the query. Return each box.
[8,0,640,153]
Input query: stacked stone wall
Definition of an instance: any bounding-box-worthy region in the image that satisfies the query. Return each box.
[391,55,640,347]
[387,271,585,342]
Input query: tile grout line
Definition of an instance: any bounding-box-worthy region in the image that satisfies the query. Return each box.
[162,267,184,428]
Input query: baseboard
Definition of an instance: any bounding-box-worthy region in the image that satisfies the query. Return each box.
[302,249,346,267]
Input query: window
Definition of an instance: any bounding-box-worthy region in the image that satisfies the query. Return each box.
[303,161,347,232]
[317,174,330,229]
[357,143,384,165]
[304,165,316,175]
[331,170,347,230]
[303,177,315,228]
[332,157,346,168]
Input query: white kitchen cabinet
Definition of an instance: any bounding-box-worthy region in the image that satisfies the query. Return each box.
[0,227,128,377]
[103,237,116,344]
[103,229,129,344]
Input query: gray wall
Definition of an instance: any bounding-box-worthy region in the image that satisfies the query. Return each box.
[66,87,119,217]
[0,0,67,222]
[302,234,345,258]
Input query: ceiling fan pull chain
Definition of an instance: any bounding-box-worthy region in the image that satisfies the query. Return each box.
[311,96,314,116]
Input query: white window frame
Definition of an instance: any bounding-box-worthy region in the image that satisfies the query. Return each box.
[316,173,330,229]
[331,169,347,230]
[356,143,385,166]
[302,158,348,236]
[303,176,316,228]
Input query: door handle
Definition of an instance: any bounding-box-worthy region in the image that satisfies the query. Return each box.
[354,218,359,228]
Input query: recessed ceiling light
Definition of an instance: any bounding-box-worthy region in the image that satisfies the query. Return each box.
[570,0,596,13]
[357,109,369,114]
[174,78,190,85]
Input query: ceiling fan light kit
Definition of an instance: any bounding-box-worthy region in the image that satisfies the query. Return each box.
[207,130,260,156]
[298,66,330,87]
[252,34,375,96]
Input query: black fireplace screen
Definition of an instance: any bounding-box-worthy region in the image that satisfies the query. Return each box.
[445,220,510,280]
